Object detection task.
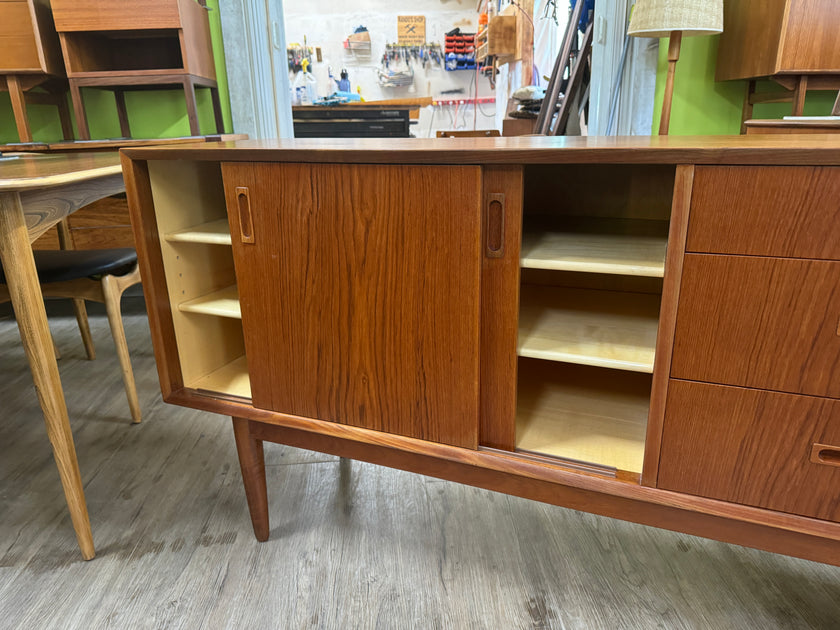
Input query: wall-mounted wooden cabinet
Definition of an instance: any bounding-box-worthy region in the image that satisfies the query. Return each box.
[717,0,840,81]
[123,137,840,566]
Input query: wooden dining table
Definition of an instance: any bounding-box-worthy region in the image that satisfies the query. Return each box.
[0,152,125,560]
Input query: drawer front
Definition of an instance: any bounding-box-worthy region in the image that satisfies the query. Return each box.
[672,254,840,398]
[688,166,840,259]
[50,0,180,31]
[659,380,840,521]
[0,2,40,71]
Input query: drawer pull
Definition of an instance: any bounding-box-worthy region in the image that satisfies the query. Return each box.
[810,443,840,468]
[485,193,505,258]
[235,186,255,244]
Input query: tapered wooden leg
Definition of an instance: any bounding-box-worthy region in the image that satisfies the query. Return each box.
[101,274,140,423]
[0,192,94,560]
[209,86,225,134]
[55,219,95,360]
[833,90,840,116]
[8,76,32,143]
[232,417,269,541]
[68,81,90,140]
[740,80,756,135]
[114,90,131,138]
[56,93,75,141]
[72,299,95,360]
[792,76,808,116]
[183,78,200,136]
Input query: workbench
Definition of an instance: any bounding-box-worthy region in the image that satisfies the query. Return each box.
[123,136,840,565]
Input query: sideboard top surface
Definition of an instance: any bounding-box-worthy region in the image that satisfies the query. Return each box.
[121,135,840,166]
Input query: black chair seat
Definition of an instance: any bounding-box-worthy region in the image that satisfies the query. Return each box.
[0,248,137,285]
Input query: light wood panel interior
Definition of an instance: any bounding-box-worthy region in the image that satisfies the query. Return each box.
[178,285,241,319]
[521,269,664,295]
[191,355,251,399]
[516,358,651,473]
[165,219,233,245]
[148,159,246,396]
[521,223,667,277]
[518,285,660,373]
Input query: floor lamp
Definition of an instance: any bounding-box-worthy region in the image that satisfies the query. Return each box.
[628,0,723,135]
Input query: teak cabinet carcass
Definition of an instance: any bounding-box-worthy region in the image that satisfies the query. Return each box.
[122,137,840,565]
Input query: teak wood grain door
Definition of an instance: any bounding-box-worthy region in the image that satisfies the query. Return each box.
[222,162,483,448]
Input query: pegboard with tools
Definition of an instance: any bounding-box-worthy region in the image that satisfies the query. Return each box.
[378,44,444,87]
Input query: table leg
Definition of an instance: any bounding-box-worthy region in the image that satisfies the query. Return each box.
[0,192,95,560]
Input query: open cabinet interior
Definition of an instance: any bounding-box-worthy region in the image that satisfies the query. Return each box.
[147,160,250,400]
[516,164,676,475]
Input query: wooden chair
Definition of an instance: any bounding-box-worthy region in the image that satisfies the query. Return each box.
[0,246,142,423]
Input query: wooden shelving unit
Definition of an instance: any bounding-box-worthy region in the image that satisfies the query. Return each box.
[520,229,667,277]
[179,285,241,319]
[516,359,650,473]
[148,160,249,401]
[515,166,674,471]
[166,219,233,245]
[518,286,660,373]
[50,0,223,139]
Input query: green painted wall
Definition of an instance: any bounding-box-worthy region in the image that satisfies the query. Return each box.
[652,35,836,135]
[0,0,232,143]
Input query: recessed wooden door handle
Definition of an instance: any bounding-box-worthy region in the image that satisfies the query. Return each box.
[810,443,840,468]
[235,186,255,244]
[485,193,505,258]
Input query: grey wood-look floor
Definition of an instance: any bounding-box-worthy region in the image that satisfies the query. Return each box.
[1,307,839,630]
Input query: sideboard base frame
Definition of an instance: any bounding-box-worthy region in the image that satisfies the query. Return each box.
[169,388,840,566]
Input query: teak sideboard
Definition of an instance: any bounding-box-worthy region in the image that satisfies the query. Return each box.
[122,137,840,566]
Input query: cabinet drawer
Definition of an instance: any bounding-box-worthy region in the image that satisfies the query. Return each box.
[688,166,840,259]
[672,254,840,398]
[659,380,840,522]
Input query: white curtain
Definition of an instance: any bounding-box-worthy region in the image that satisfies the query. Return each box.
[218,0,294,139]
[590,0,657,135]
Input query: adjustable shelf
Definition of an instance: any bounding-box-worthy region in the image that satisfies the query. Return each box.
[517,286,660,373]
[192,355,251,399]
[520,230,667,277]
[178,285,241,319]
[165,219,232,245]
[516,359,651,473]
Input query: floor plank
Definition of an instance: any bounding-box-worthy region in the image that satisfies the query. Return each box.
[0,307,839,629]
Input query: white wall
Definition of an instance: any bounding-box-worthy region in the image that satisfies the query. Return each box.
[284,0,498,136]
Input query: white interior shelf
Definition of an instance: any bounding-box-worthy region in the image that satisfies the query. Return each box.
[518,286,660,373]
[165,219,232,245]
[191,355,251,399]
[520,229,667,277]
[178,285,241,319]
[516,360,650,473]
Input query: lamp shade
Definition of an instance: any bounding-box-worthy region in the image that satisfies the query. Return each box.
[627,0,723,38]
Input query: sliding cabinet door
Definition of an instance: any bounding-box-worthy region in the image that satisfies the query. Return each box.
[222,162,482,448]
